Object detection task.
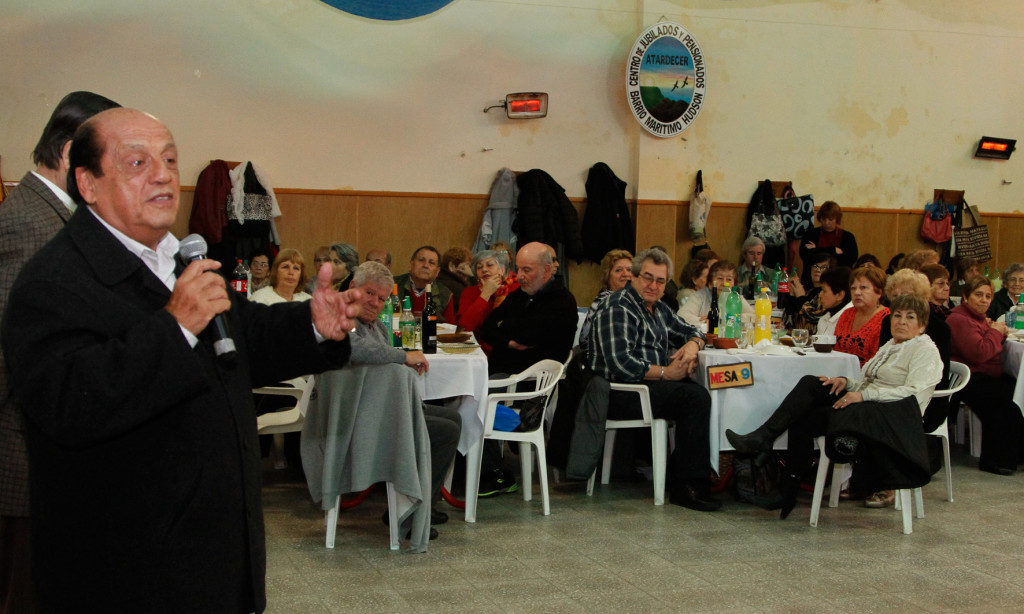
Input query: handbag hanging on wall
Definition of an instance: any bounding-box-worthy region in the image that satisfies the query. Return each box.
[920,194,953,244]
[748,179,787,247]
[952,200,991,262]
[776,186,815,241]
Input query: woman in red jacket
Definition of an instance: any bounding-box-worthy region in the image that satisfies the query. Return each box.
[947,275,1022,475]
[456,249,519,354]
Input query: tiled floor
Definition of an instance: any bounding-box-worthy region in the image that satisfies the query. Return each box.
[261,447,1024,613]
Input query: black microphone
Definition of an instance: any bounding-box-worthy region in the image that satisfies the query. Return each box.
[179,234,237,361]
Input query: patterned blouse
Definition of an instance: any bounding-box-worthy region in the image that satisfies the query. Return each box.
[834,306,890,366]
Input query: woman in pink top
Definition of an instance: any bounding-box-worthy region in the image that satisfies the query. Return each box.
[833,266,889,366]
[456,249,519,354]
[947,275,1022,475]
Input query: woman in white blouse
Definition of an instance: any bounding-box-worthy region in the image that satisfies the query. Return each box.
[726,294,942,519]
[250,249,312,305]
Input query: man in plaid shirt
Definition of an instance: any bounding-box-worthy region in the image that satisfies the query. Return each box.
[588,248,720,511]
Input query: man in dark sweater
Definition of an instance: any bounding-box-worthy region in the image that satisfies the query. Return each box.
[475,242,578,495]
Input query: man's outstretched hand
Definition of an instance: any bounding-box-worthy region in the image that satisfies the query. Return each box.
[310,262,362,341]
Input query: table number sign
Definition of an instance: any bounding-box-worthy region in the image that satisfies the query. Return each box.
[706,361,754,390]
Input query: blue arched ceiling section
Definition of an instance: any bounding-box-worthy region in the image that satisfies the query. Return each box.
[319,0,456,21]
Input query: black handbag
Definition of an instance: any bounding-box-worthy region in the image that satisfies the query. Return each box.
[776,186,815,241]
[953,201,991,262]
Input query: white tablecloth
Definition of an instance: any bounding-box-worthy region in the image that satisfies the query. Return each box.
[414,342,491,455]
[1002,338,1024,414]
[693,348,862,470]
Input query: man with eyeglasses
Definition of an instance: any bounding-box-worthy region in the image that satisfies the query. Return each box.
[589,248,720,511]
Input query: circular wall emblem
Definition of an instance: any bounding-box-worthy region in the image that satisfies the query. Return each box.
[318,0,455,21]
[625,22,707,138]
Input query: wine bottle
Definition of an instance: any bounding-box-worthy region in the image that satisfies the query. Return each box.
[422,283,438,354]
[707,285,720,336]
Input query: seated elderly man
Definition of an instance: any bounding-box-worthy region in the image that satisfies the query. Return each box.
[737,236,776,299]
[475,241,578,496]
[589,248,720,511]
[395,245,456,323]
[350,262,462,533]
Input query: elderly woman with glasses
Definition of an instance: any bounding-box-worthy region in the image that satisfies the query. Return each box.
[578,249,634,355]
[786,253,835,332]
[678,261,754,327]
[988,262,1024,322]
[248,249,273,292]
[919,263,954,320]
[727,294,942,519]
[456,249,520,353]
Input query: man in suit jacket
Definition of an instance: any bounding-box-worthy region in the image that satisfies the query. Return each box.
[0,91,120,614]
[1,108,362,613]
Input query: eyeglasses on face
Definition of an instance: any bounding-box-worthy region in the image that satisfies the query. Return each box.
[812,264,829,272]
[638,272,667,287]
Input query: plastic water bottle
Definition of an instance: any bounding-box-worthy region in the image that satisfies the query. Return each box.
[753,287,772,344]
[725,285,743,339]
[379,286,393,329]
[400,296,416,349]
[1015,293,1024,331]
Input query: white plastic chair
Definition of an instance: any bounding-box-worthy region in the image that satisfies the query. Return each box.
[254,376,312,469]
[464,359,565,523]
[920,361,970,503]
[810,363,970,534]
[325,484,400,550]
[586,382,668,506]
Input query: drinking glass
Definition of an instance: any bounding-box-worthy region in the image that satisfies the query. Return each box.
[737,327,754,349]
[792,328,809,349]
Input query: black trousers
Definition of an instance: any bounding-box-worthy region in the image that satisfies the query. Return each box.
[955,372,1023,469]
[779,376,845,477]
[423,403,462,506]
[0,514,33,614]
[608,379,712,488]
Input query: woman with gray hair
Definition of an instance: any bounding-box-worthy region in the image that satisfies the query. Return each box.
[988,262,1024,321]
[329,241,359,291]
[456,249,520,353]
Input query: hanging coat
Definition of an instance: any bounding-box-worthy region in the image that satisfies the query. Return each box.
[473,168,518,253]
[514,169,584,262]
[581,162,634,262]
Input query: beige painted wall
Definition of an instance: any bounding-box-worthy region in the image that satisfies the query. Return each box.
[1,1,1021,211]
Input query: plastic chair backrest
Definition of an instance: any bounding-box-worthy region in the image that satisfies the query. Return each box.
[932,361,970,398]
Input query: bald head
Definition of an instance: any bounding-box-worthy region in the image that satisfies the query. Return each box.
[69,108,180,249]
[515,242,555,295]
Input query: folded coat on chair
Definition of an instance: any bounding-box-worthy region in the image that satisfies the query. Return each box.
[825,395,931,492]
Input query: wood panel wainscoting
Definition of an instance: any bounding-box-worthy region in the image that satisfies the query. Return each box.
[167,187,1024,308]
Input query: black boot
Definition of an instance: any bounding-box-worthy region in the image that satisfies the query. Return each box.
[726,378,820,455]
[769,473,799,520]
[725,427,778,455]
